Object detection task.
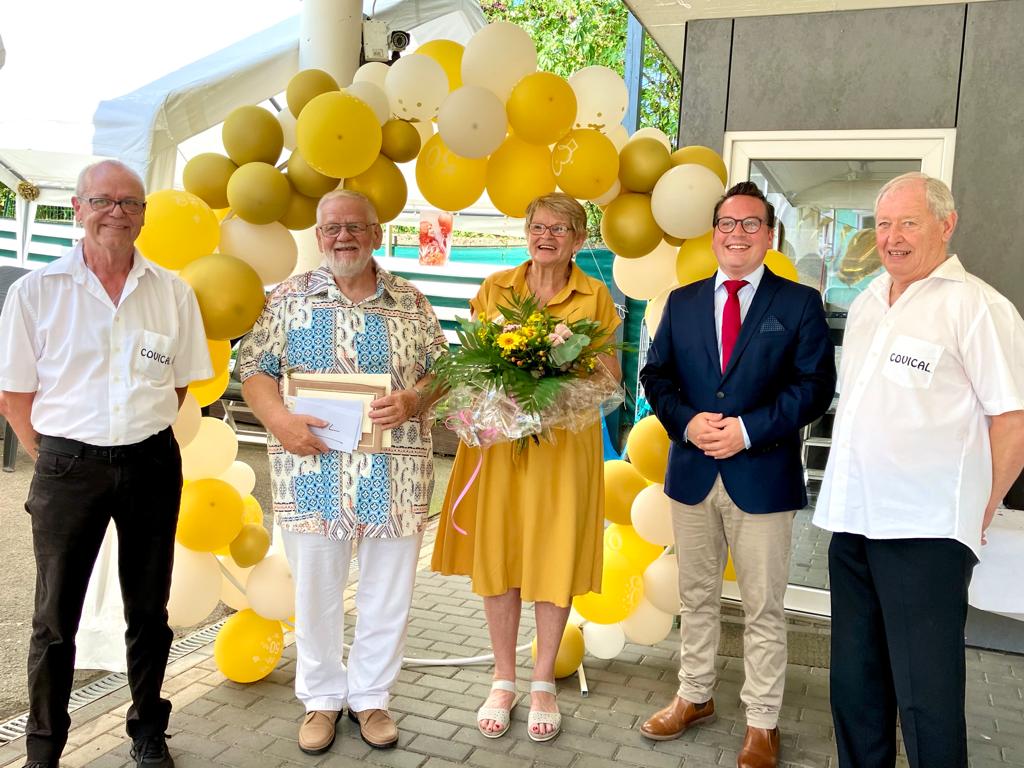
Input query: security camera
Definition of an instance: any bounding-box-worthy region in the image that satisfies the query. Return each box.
[388,30,410,52]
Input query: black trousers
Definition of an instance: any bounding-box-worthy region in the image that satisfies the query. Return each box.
[24,428,181,763]
[829,532,977,768]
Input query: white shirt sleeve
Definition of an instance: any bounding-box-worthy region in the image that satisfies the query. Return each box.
[172,280,214,387]
[962,295,1024,416]
[0,277,41,392]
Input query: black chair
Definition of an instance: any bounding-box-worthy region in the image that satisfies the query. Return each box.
[0,265,31,471]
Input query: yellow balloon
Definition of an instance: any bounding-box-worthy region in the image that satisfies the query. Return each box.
[626,415,670,483]
[286,68,339,118]
[600,193,664,259]
[278,182,319,231]
[380,119,422,163]
[136,190,219,271]
[507,72,577,146]
[676,232,719,286]
[242,494,264,526]
[670,145,728,187]
[551,129,619,200]
[344,154,408,223]
[724,549,737,582]
[286,151,340,198]
[177,478,244,552]
[230,523,272,568]
[415,134,487,211]
[183,153,238,209]
[604,459,649,525]
[573,551,644,625]
[416,39,464,91]
[530,623,585,679]
[222,105,284,167]
[296,91,382,179]
[765,248,799,281]
[619,137,672,194]
[485,136,555,218]
[226,163,291,226]
[189,366,229,408]
[605,523,664,571]
[213,609,284,683]
[179,253,267,340]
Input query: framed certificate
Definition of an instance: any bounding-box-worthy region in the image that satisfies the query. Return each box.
[285,373,392,452]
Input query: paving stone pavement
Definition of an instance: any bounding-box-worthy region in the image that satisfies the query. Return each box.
[0,520,1022,768]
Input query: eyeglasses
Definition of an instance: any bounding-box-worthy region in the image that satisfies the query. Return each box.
[715,216,766,234]
[318,222,378,238]
[528,223,574,237]
[83,197,146,215]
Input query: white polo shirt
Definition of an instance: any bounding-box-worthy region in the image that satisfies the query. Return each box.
[0,244,212,446]
[813,255,1024,557]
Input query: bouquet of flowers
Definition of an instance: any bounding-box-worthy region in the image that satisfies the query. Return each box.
[431,293,625,448]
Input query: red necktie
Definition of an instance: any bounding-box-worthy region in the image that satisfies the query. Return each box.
[721,279,748,372]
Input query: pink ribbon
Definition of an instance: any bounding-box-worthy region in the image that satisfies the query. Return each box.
[448,447,483,536]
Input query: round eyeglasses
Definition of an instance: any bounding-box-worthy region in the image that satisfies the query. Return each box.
[715,216,766,234]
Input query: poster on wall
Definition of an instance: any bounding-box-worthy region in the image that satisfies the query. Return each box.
[419,210,453,267]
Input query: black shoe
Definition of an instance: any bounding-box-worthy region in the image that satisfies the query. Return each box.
[23,762,56,768]
[131,733,174,768]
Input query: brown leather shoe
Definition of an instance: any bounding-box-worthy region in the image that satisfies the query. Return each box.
[736,726,780,768]
[348,708,399,749]
[298,709,341,754]
[639,696,716,741]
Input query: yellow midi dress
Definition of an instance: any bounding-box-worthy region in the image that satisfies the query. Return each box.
[431,261,621,607]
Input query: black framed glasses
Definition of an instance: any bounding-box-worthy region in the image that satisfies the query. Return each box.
[318,222,378,238]
[528,222,573,237]
[84,197,146,215]
[715,216,766,234]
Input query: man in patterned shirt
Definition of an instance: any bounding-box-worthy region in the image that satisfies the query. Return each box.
[238,190,447,754]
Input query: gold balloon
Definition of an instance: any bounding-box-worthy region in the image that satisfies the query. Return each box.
[765,249,799,282]
[344,154,408,223]
[416,133,487,211]
[600,193,664,259]
[226,163,291,225]
[663,233,685,247]
[296,91,382,179]
[603,459,649,525]
[837,228,880,285]
[507,72,577,146]
[179,254,267,340]
[213,609,284,683]
[380,119,422,163]
[619,137,672,194]
[188,367,230,408]
[551,129,619,200]
[530,623,585,679]
[626,415,670,483]
[222,106,284,166]
[416,39,464,91]
[286,151,339,198]
[676,232,719,286]
[278,181,319,231]
[670,145,728,186]
[486,136,555,218]
[229,523,272,568]
[183,154,238,210]
[136,190,220,271]
[286,68,339,118]
[177,478,244,552]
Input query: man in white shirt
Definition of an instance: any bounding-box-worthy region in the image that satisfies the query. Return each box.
[814,172,1024,767]
[0,160,212,768]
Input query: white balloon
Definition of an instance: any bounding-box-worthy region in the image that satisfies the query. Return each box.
[246,554,295,621]
[567,607,585,627]
[590,178,621,207]
[217,460,256,497]
[645,284,677,337]
[651,164,725,239]
[582,621,626,660]
[167,544,221,628]
[569,66,628,133]
[643,554,681,615]
[412,119,436,147]
[353,61,390,90]
[630,127,672,152]
[218,555,252,611]
[606,124,630,152]
[345,81,390,125]
[461,21,538,102]
[437,85,507,159]
[291,225,323,276]
[612,241,679,301]
[384,54,449,123]
[179,417,238,481]
[631,483,675,546]
[277,109,297,152]
[620,597,674,646]
[172,392,202,447]
[220,217,299,285]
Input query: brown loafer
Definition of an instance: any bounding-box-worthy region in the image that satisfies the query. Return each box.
[640,696,716,741]
[736,726,780,768]
[298,709,341,755]
[348,708,399,749]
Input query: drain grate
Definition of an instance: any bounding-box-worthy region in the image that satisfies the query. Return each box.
[0,618,227,746]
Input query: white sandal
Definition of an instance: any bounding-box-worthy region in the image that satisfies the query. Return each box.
[476,679,517,738]
[527,680,562,742]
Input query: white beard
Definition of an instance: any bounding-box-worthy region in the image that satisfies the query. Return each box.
[326,249,372,280]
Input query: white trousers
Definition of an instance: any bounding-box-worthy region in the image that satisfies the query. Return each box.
[282,530,422,713]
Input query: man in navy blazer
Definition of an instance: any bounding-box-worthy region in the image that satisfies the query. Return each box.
[638,182,835,768]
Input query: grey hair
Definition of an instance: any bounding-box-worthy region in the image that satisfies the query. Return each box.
[875,172,956,220]
[316,189,379,225]
[75,160,145,197]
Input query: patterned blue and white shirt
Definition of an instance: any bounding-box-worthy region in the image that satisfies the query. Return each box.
[238,264,448,540]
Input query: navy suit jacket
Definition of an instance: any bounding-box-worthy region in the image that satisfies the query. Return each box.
[639,267,836,514]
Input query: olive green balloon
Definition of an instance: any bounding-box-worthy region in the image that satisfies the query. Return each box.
[222,106,284,166]
[183,153,237,209]
[619,137,672,193]
[287,68,339,118]
[670,145,728,186]
[286,151,339,198]
[226,163,291,225]
[343,155,408,223]
[278,181,319,231]
[229,523,272,568]
[380,119,422,163]
[600,192,664,259]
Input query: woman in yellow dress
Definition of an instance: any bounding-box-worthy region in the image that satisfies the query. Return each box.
[431,193,621,742]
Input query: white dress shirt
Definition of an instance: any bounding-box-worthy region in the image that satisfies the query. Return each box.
[0,244,212,446]
[813,255,1024,557]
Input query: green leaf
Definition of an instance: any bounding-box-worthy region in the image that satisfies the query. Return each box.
[548,333,590,366]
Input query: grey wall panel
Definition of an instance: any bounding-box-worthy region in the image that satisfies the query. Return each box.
[678,19,732,151]
[727,6,964,132]
[952,0,1024,312]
